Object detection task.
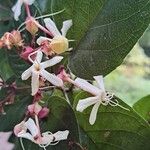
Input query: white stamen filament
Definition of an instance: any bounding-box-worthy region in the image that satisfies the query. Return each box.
[103,92,130,111]
[18,9,65,31]
[28,50,39,63]
[39,86,56,90]
[39,131,59,149]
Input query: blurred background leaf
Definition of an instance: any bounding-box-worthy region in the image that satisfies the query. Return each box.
[133,95,150,122]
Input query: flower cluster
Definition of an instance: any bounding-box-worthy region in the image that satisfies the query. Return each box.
[0,0,129,149]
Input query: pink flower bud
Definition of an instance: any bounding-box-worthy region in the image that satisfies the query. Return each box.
[38,107,49,119]
[28,103,42,116]
[20,46,34,60]
[26,17,38,35]
[57,68,70,82]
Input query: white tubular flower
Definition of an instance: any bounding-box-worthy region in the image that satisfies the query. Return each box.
[37,18,72,54]
[21,51,63,95]
[14,118,69,148]
[14,118,39,142]
[75,76,129,125]
[39,130,69,147]
[12,0,35,21]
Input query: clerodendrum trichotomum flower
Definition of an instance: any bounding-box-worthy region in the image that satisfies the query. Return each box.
[14,118,69,148]
[21,51,63,95]
[75,75,129,125]
[12,0,35,21]
[37,18,72,55]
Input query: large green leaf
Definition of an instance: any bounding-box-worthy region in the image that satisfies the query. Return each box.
[0,94,32,131]
[0,49,14,81]
[0,5,12,21]
[42,0,150,79]
[14,96,79,150]
[133,95,150,122]
[73,92,150,150]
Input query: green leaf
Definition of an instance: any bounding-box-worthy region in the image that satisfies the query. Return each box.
[133,95,150,122]
[0,94,32,131]
[74,92,150,150]
[43,0,150,79]
[0,3,12,21]
[0,49,14,81]
[14,96,79,150]
[8,49,29,77]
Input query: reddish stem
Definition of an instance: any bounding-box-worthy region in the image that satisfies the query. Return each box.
[25,4,31,18]
[33,21,53,37]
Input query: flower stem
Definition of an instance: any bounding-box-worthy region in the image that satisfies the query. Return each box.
[25,4,31,18]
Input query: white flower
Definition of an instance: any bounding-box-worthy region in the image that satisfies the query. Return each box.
[37,18,72,54]
[14,118,69,147]
[21,51,63,95]
[40,130,69,147]
[12,0,35,21]
[14,118,39,142]
[75,76,129,125]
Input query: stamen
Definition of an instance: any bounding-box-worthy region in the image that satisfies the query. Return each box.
[102,92,130,111]
[39,86,56,90]
[17,10,65,31]
[28,50,39,63]
[39,131,59,149]
[35,9,65,20]
[109,99,130,111]
[20,138,26,150]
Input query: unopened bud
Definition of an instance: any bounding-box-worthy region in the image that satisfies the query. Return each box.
[20,46,34,60]
[38,107,49,119]
[26,17,38,35]
[28,102,42,116]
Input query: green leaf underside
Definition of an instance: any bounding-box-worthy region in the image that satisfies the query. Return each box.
[74,92,150,150]
[42,0,150,79]
[0,94,32,131]
[133,95,150,122]
[14,96,79,150]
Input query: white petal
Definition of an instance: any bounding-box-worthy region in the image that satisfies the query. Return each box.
[76,96,99,112]
[61,20,72,37]
[93,75,105,91]
[41,130,69,145]
[31,70,40,95]
[23,0,35,5]
[74,78,100,95]
[89,101,101,125]
[21,67,32,80]
[36,36,51,45]
[53,130,69,141]
[44,18,61,36]
[12,0,23,21]
[40,70,63,87]
[25,118,39,137]
[18,132,34,141]
[41,56,63,69]
[35,51,43,63]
